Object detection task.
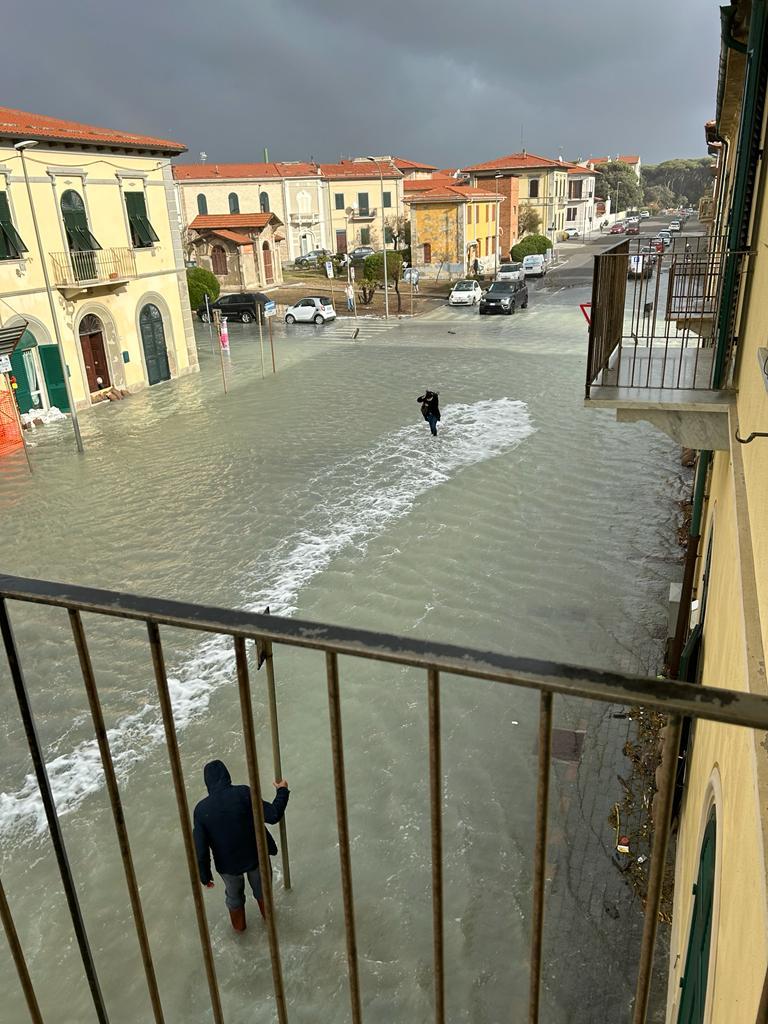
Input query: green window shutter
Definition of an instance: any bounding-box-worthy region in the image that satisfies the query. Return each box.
[360,228,370,245]
[125,192,159,248]
[0,192,28,259]
[383,191,392,208]
[335,193,344,210]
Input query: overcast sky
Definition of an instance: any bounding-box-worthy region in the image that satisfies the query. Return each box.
[4,0,719,168]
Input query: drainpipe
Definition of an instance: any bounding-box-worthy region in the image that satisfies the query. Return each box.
[712,0,767,388]
[668,451,712,678]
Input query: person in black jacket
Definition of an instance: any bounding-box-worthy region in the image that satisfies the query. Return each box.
[417,390,441,436]
[193,760,290,932]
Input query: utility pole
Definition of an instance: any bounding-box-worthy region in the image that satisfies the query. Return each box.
[366,156,388,318]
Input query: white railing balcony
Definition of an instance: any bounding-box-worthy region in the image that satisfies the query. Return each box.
[50,247,137,291]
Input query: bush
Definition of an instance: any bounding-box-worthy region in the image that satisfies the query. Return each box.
[186,267,220,310]
[510,234,553,262]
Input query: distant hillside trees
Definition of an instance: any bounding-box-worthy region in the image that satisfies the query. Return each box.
[596,162,643,211]
[641,158,715,208]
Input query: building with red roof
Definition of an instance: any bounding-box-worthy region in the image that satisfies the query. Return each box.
[186,213,286,292]
[405,182,505,277]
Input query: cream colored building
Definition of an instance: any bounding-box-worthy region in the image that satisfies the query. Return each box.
[0,106,196,414]
[465,151,570,241]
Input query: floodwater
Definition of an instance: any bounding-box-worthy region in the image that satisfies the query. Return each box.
[0,288,684,1023]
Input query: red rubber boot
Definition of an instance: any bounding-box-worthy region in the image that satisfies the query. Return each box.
[229,907,246,932]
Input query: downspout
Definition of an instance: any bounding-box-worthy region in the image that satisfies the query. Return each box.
[668,451,712,678]
[713,0,768,388]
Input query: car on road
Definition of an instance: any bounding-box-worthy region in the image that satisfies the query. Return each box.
[563,227,580,239]
[609,223,626,234]
[448,280,483,305]
[294,249,332,269]
[625,224,640,235]
[522,254,547,277]
[657,230,672,247]
[669,220,681,232]
[478,280,528,315]
[496,262,524,282]
[640,245,658,264]
[197,291,268,324]
[640,210,650,219]
[284,296,337,325]
[628,255,653,278]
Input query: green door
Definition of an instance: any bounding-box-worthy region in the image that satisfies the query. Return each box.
[9,330,39,414]
[139,304,171,385]
[677,812,716,1023]
[38,345,69,412]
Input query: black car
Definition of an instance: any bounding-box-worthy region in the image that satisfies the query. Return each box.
[197,292,268,324]
[478,280,528,315]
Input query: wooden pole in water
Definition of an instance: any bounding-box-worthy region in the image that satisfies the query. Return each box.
[257,306,266,378]
[4,374,33,474]
[268,314,276,374]
[213,310,227,395]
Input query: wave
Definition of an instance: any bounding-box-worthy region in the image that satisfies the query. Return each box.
[0,399,534,841]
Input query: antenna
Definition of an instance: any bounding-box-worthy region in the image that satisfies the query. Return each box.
[520,124,524,151]
[199,151,207,163]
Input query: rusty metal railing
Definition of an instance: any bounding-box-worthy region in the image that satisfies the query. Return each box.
[4,574,768,1024]
[585,235,749,398]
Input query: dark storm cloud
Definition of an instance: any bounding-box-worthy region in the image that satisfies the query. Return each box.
[4,0,719,166]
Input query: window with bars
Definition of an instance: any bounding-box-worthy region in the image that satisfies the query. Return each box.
[0,192,28,260]
[124,192,160,248]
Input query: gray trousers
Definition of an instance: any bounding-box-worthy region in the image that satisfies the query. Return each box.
[220,863,271,910]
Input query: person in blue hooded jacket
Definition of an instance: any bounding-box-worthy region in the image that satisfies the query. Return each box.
[193,760,290,932]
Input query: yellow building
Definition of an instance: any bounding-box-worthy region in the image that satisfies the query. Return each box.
[322,160,404,256]
[582,2,768,1018]
[464,152,569,241]
[0,106,196,414]
[407,184,502,276]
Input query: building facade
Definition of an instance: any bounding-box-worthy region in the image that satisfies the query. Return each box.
[0,106,196,415]
[407,185,502,276]
[565,167,598,236]
[185,213,285,291]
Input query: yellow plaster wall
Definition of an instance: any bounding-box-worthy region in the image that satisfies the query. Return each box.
[413,203,460,263]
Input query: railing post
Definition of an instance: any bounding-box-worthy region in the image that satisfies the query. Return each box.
[0,875,44,1024]
[263,640,291,889]
[69,610,165,1024]
[528,691,553,1024]
[146,622,224,1024]
[325,652,363,1024]
[427,667,445,1024]
[0,598,110,1024]
[234,637,289,1024]
[632,714,683,1024]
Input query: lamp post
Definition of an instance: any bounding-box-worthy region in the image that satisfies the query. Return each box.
[366,156,389,318]
[494,173,503,271]
[15,140,84,453]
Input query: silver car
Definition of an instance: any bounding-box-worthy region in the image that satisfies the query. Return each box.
[285,296,337,325]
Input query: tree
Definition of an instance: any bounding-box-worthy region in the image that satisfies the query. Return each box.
[385,212,411,247]
[596,161,643,212]
[643,183,677,212]
[186,267,220,310]
[518,205,541,236]
[641,158,714,206]
[363,250,405,311]
[510,234,552,262]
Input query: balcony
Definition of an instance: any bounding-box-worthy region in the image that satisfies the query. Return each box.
[50,247,137,297]
[584,236,748,450]
[349,206,377,221]
[698,196,715,223]
[288,211,320,226]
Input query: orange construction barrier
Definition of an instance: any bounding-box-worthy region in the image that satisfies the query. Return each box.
[0,389,24,458]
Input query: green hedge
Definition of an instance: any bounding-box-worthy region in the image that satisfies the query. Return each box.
[510,234,553,262]
[186,267,220,310]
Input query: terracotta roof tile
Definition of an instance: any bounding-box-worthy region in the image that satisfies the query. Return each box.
[463,152,577,173]
[190,213,280,231]
[404,177,458,192]
[0,106,185,154]
[405,184,502,203]
[392,156,437,171]
[319,160,402,179]
[210,229,255,245]
[174,162,317,180]
[590,155,640,165]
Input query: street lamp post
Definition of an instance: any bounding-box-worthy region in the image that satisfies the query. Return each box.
[494,173,503,272]
[366,156,389,319]
[15,140,84,453]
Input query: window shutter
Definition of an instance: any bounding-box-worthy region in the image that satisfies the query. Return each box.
[125,192,159,248]
[0,192,28,258]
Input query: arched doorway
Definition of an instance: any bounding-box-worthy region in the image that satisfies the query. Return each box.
[139,304,171,386]
[262,242,274,284]
[677,811,717,1023]
[211,245,227,276]
[78,314,111,393]
[61,189,99,280]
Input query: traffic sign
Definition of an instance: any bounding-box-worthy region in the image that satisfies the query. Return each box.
[0,355,12,374]
[264,300,277,318]
[325,260,334,279]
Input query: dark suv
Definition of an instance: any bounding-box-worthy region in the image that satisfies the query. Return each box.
[478,280,528,315]
[197,292,269,324]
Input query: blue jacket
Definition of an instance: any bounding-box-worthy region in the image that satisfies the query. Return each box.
[193,760,289,884]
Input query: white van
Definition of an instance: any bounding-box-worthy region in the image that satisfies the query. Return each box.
[522,254,547,278]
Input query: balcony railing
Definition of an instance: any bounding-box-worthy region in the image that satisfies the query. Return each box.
[585,235,748,400]
[4,573,768,1024]
[50,247,137,289]
[698,196,715,223]
[349,207,377,220]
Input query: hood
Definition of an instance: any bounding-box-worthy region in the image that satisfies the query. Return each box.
[203,760,232,793]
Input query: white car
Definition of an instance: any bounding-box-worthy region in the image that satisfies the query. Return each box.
[669,220,681,232]
[285,296,336,325]
[640,210,650,219]
[495,262,524,282]
[522,254,547,277]
[563,227,580,239]
[449,280,483,305]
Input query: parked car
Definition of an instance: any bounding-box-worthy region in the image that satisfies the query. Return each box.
[522,254,547,277]
[496,262,524,282]
[625,224,640,235]
[197,291,268,324]
[348,246,375,261]
[294,249,332,269]
[639,210,651,219]
[284,296,337,325]
[609,223,626,234]
[563,227,580,239]
[449,280,483,305]
[478,280,528,315]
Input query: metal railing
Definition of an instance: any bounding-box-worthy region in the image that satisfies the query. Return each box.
[50,247,137,288]
[585,235,749,397]
[349,207,377,220]
[4,574,768,1024]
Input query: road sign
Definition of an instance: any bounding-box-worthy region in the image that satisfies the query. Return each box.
[264,300,277,318]
[325,260,334,279]
[0,355,11,374]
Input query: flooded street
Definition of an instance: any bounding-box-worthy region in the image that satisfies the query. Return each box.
[1,286,684,1022]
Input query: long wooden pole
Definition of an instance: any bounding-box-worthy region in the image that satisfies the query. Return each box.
[258,306,266,378]
[213,310,227,395]
[268,315,276,374]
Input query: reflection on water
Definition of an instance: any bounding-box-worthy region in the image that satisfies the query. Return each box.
[0,298,683,1022]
